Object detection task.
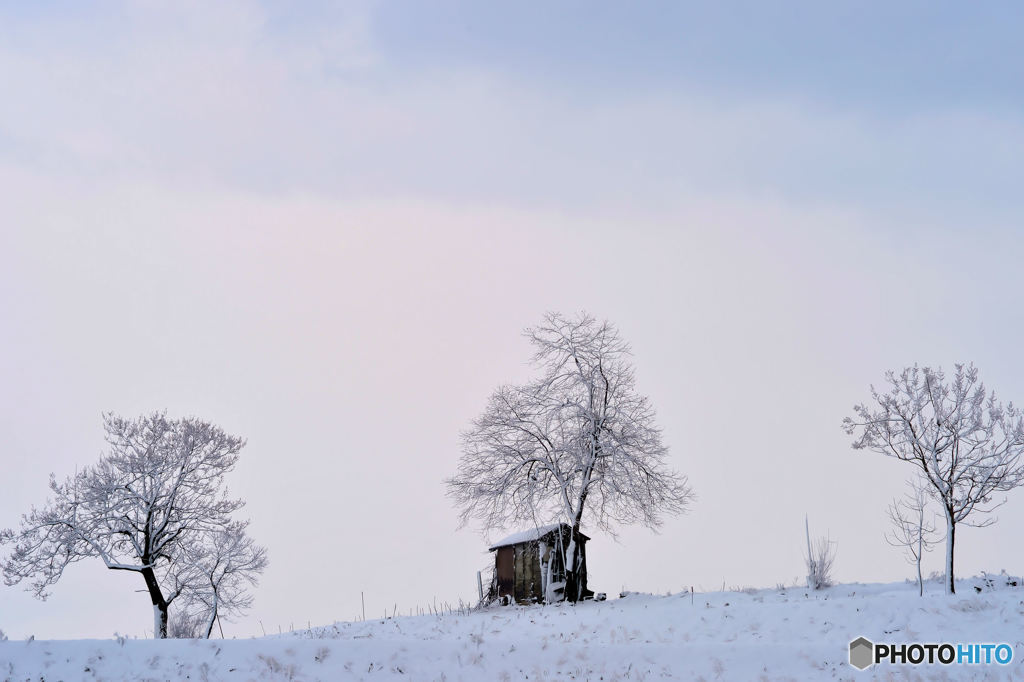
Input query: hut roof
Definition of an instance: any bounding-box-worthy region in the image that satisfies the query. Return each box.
[488,523,590,551]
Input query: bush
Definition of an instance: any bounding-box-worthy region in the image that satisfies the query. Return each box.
[168,609,208,639]
[806,535,836,590]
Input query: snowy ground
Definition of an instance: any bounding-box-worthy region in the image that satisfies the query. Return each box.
[2,576,1022,680]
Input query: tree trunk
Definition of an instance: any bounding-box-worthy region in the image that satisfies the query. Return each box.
[152,602,168,639]
[204,608,217,639]
[944,507,956,595]
[564,480,589,604]
[203,584,219,639]
[564,524,584,603]
[140,565,170,638]
[916,507,924,597]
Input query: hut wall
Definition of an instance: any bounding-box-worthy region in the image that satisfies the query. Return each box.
[513,543,543,602]
[495,546,514,599]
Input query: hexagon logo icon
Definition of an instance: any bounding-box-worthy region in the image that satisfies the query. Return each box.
[849,636,874,670]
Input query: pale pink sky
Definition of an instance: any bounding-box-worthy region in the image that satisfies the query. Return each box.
[3,1,1024,639]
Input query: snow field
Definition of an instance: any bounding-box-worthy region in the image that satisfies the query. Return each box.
[2,578,1022,680]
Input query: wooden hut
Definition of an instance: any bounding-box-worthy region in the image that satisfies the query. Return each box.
[488,523,591,604]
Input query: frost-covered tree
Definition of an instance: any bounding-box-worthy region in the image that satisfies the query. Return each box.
[0,412,261,637]
[843,364,1024,594]
[181,521,267,638]
[886,478,937,596]
[447,312,693,602]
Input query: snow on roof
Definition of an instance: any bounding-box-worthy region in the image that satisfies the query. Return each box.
[488,523,589,550]
[488,524,564,550]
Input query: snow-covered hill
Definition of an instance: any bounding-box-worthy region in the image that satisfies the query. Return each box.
[2,577,1022,680]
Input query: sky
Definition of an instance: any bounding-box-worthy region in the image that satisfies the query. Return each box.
[2,0,1024,639]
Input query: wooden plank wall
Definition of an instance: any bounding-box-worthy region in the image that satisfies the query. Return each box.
[496,547,514,599]
[513,543,542,603]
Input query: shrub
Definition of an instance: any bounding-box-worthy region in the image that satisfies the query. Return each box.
[806,535,836,590]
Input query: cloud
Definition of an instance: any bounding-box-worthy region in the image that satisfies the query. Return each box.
[1,1,1023,220]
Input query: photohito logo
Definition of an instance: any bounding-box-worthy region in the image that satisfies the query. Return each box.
[849,637,1013,670]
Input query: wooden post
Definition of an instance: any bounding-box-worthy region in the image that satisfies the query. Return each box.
[361,591,365,621]
[805,514,815,589]
[477,571,484,602]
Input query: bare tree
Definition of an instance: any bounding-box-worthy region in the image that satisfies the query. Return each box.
[0,412,258,637]
[886,478,937,596]
[182,521,268,639]
[447,312,693,601]
[843,364,1024,594]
